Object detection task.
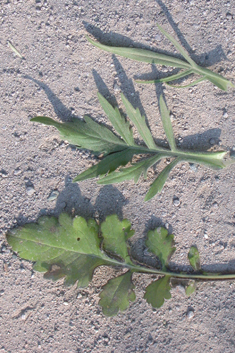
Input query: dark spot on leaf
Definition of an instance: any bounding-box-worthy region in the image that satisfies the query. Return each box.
[77,237,80,241]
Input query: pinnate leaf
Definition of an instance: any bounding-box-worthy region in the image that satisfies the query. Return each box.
[188,246,201,271]
[99,271,136,316]
[146,227,176,270]
[101,215,134,263]
[144,276,171,308]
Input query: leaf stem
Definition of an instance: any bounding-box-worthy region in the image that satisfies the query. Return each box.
[118,262,235,280]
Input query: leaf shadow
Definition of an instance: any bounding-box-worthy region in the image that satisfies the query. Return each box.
[24,74,132,144]
[179,128,222,151]
[13,178,127,230]
[23,75,79,122]
[93,185,128,223]
[155,0,228,67]
[131,215,168,269]
[84,18,227,70]
[92,69,118,107]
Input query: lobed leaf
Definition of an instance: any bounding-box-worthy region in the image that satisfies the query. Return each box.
[144,158,180,201]
[159,95,177,151]
[99,271,136,316]
[146,227,176,270]
[101,215,134,264]
[98,92,135,145]
[98,154,164,185]
[73,148,135,182]
[144,276,171,308]
[121,93,157,150]
[31,116,126,154]
[7,214,113,287]
[188,246,201,271]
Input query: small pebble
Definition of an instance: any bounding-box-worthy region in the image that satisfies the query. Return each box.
[204,233,208,239]
[63,301,69,306]
[155,34,162,42]
[209,138,216,145]
[14,168,22,175]
[0,169,8,178]
[113,82,121,92]
[173,197,180,206]
[223,111,228,118]
[177,285,186,296]
[47,190,59,201]
[26,186,35,196]
[187,310,194,320]
[189,163,198,172]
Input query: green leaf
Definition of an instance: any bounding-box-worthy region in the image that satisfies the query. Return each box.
[188,246,201,271]
[31,116,126,154]
[159,95,176,151]
[166,76,206,88]
[97,93,135,145]
[146,227,176,270]
[73,148,135,182]
[157,24,196,67]
[204,74,234,91]
[99,271,136,316]
[7,213,114,287]
[101,215,134,264]
[185,280,196,296]
[135,69,194,84]
[31,92,232,201]
[7,40,25,59]
[121,93,157,150]
[181,151,227,169]
[87,29,234,91]
[144,276,171,308]
[98,154,164,185]
[144,158,180,201]
[86,35,191,69]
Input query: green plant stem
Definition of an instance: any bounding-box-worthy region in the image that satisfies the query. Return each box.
[103,256,235,280]
[123,145,226,168]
